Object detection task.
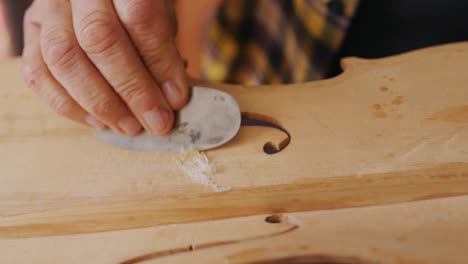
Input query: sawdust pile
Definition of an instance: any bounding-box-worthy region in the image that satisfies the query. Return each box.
[175,147,230,192]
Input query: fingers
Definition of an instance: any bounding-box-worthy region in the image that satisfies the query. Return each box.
[71,0,174,135]
[22,2,107,130]
[113,0,189,110]
[22,0,184,136]
[39,0,142,135]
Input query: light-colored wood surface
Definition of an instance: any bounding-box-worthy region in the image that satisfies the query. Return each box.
[0,42,467,239]
[2,195,468,263]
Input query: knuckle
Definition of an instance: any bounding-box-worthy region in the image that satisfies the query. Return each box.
[118,0,155,27]
[145,47,174,73]
[48,0,69,8]
[85,94,115,116]
[146,49,183,82]
[78,11,119,55]
[154,57,173,77]
[48,95,74,116]
[116,0,176,36]
[119,83,150,103]
[41,28,78,72]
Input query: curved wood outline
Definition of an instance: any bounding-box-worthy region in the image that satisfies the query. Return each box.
[121,217,299,264]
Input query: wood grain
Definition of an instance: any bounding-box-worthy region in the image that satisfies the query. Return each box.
[0,42,467,238]
[1,195,468,263]
[1,162,467,238]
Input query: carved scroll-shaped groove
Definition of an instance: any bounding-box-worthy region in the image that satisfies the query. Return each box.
[247,255,375,264]
[241,112,291,154]
[120,216,300,264]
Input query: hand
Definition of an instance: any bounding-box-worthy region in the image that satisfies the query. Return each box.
[21,0,189,135]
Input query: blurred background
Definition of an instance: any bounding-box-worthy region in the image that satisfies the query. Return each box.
[2,0,468,83]
[0,2,9,60]
[0,0,32,59]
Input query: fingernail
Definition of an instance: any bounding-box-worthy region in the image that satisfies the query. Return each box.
[118,116,142,135]
[143,107,171,134]
[162,81,182,107]
[85,115,107,130]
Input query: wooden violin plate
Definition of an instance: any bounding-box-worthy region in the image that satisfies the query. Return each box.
[0,42,467,238]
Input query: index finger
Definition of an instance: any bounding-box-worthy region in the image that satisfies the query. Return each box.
[71,0,174,135]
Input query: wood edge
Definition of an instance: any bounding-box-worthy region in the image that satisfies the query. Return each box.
[189,41,468,91]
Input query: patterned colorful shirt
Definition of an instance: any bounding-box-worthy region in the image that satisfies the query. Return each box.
[201,0,359,85]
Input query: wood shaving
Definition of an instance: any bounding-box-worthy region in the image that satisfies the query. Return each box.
[176,147,230,192]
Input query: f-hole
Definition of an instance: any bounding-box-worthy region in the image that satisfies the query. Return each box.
[241,112,291,155]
